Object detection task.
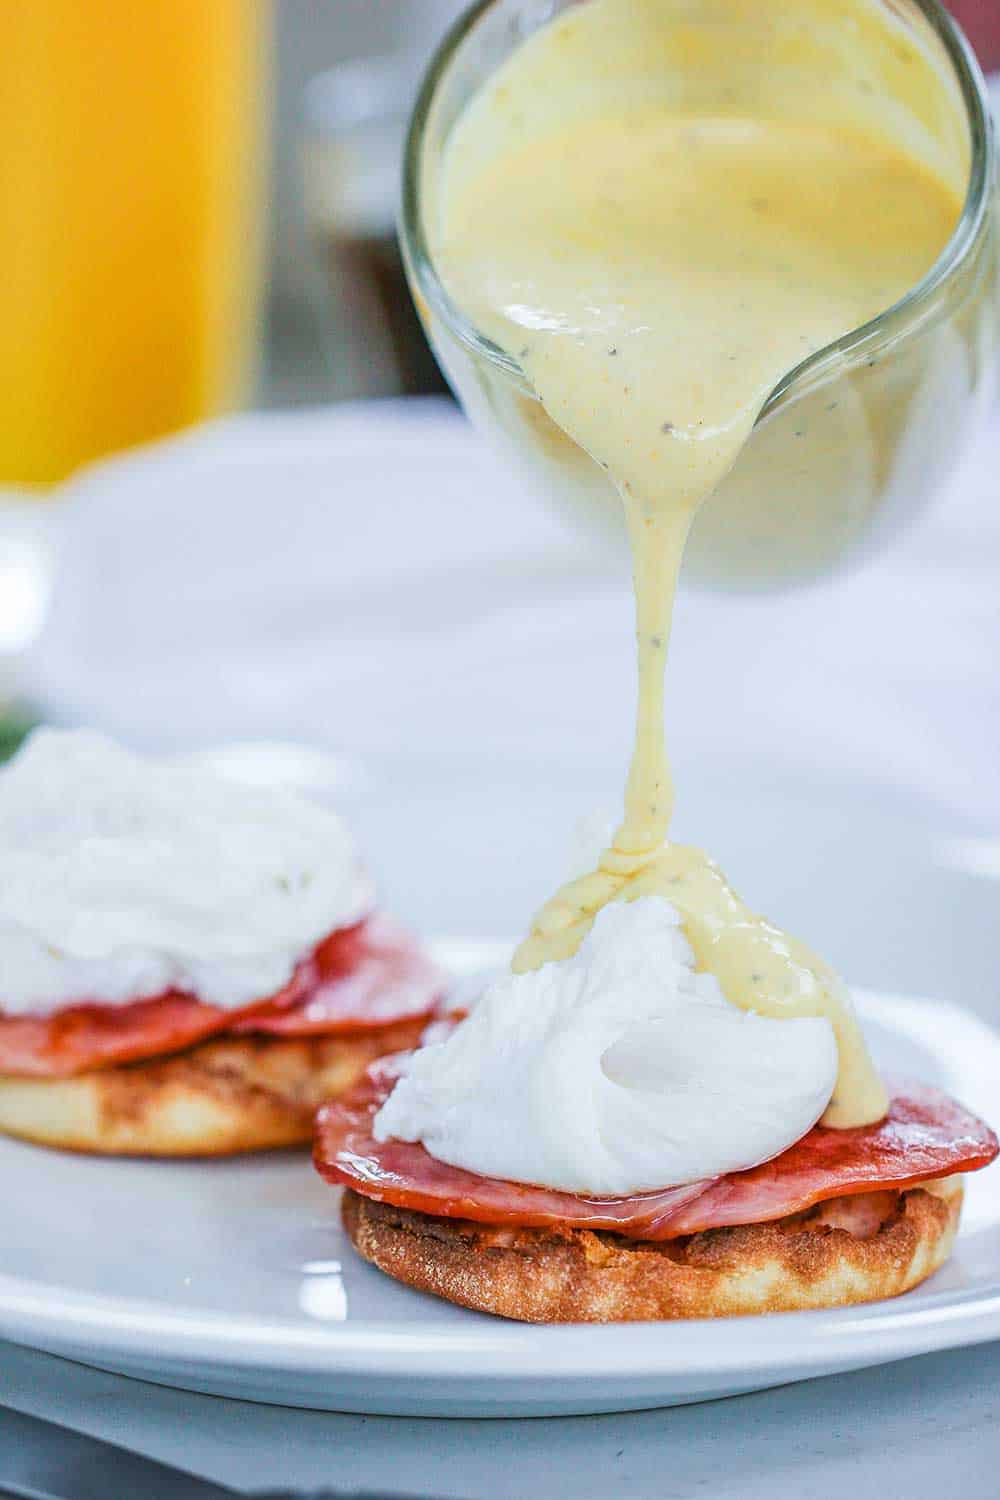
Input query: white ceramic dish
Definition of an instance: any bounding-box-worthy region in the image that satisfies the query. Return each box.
[1,942,997,1418]
[9,408,1000,1414]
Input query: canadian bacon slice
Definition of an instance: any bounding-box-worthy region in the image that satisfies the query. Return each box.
[0,917,443,1079]
[233,916,443,1037]
[315,1055,715,1237]
[665,1082,998,1236]
[315,1058,999,1242]
[0,993,256,1081]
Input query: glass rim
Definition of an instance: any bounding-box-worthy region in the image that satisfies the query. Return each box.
[400,0,996,414]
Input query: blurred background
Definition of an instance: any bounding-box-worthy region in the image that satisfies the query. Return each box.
[0,0,474,726]
[3,0,995,485]
[1,1,465,499]
[0,0,997,995]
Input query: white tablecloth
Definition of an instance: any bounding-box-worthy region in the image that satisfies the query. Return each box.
[3,1335,1000,1498]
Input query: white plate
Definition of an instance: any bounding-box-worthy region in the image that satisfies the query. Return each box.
[9,407,1000,1414]
[1,943,998,1418]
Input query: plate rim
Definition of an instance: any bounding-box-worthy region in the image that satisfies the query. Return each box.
[2,1264,1000,1381]
[3,973,999,1398]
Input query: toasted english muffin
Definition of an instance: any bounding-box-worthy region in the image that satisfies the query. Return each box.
[342,1176,962,1322]
[0,1019,426,1157]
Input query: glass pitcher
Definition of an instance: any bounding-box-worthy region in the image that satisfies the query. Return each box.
[401,0,999,590]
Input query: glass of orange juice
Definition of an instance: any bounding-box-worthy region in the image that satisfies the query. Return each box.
[0,0,268,490]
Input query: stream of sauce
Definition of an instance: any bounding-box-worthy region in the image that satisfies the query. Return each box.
[431,0,964,1126]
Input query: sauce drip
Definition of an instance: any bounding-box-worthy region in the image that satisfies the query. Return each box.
[431,0,964,1126]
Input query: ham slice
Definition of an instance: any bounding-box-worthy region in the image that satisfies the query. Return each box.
[232,915,443,1037]
[0,993,254,1081]
[315,1055,998,1241]
[665,1083,997,1236]
[0,917,443,1079]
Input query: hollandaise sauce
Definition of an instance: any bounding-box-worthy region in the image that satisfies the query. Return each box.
[430,0,966,1126]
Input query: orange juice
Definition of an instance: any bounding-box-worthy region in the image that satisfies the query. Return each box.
[0,0,267,486]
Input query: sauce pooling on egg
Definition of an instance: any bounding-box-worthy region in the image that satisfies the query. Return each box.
[431,0,965,1125]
